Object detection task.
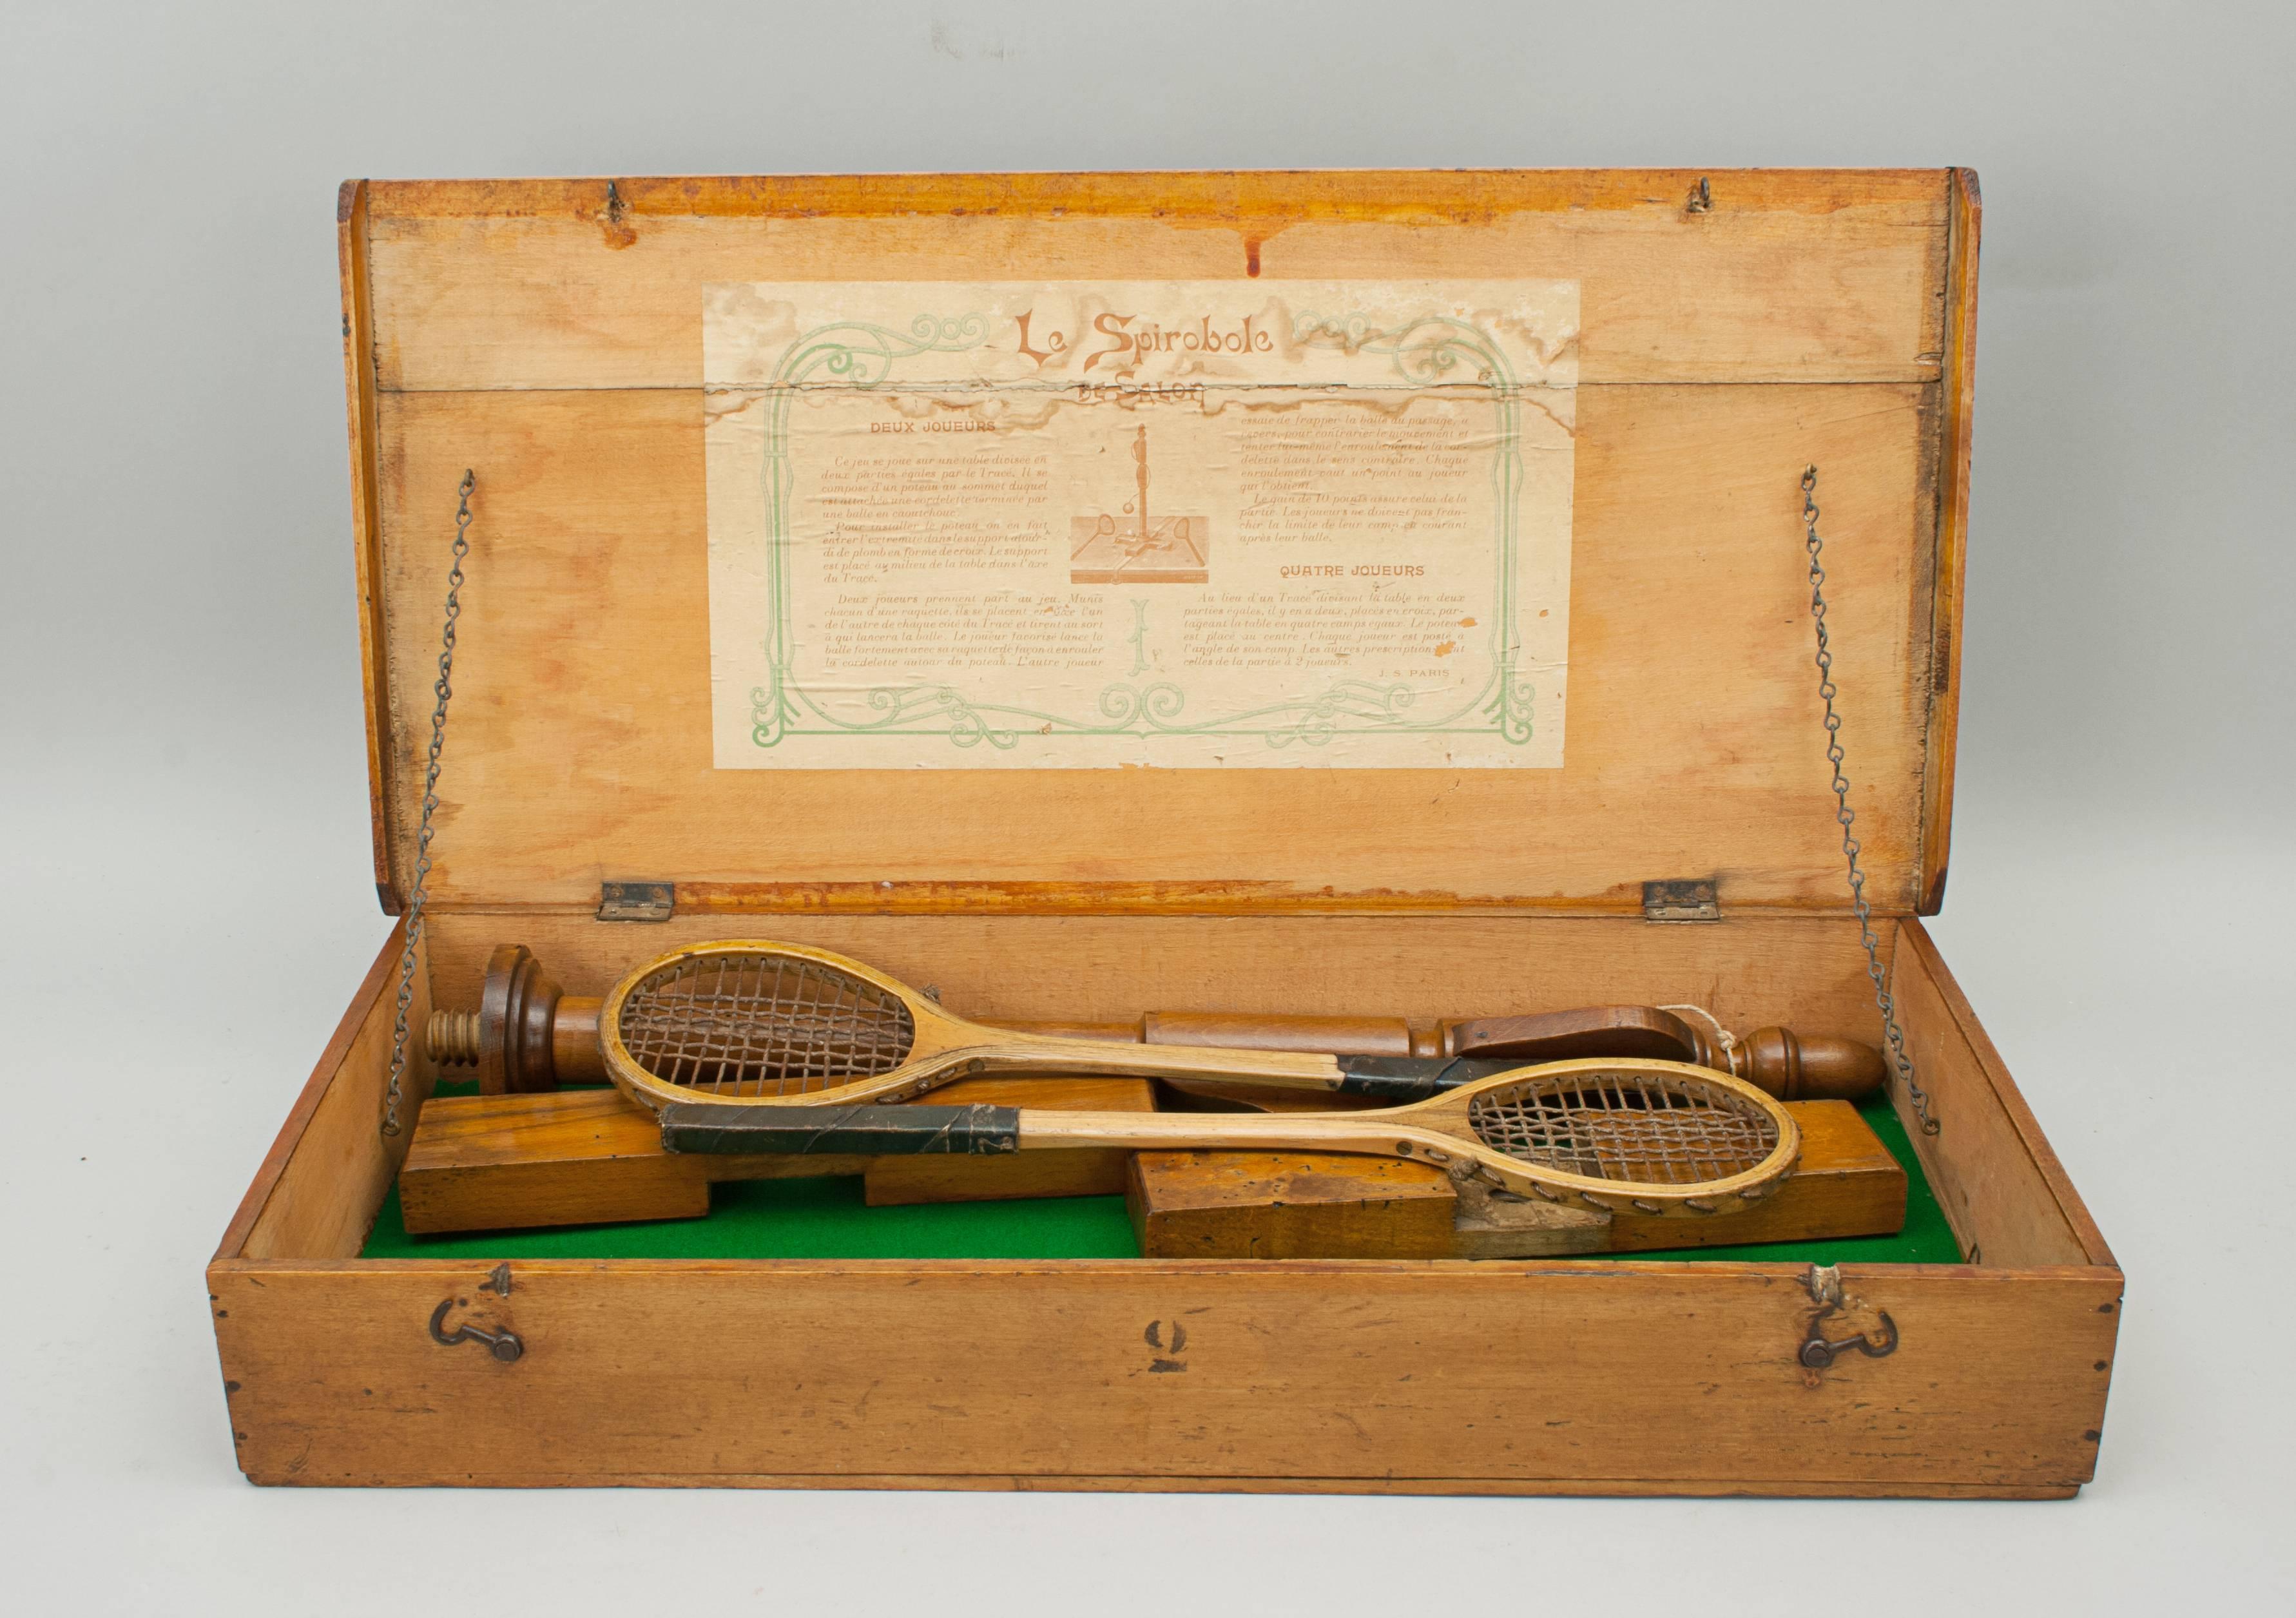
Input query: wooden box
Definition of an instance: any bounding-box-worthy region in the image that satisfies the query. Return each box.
[209,169,2121,1496]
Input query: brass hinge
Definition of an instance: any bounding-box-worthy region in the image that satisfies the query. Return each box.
[597,881,676,923]
[1642,879,1720,923]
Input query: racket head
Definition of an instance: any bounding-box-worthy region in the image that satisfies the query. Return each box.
[1423,1058,1800,1214]
[599,940,955,1112]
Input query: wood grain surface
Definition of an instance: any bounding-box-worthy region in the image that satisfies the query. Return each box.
[1129,1151,1466,1260]
[362,170,1948,392]
[346,170,1962,916]
[400,1075,1162,1233]
[1918,168,1982,914]
[1129,1098,1905,1259]
[209,1257,2119,1490]
[369,381,1931,912]
[1891,920,2113,1269]
[236,927,432,1262]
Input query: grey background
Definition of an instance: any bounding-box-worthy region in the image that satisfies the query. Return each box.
[3,1,2289,1612]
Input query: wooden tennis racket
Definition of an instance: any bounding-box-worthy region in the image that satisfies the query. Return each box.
[657,1057,1802,1218]
[430,942,1885,1102]
[572,940,1518,1112]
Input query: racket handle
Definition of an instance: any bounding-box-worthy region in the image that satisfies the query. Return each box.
[1144,1011,1421,1057]
[998,1013,1423,1055]
[1442,1006,1699,1064]
[1732,1027,1887,1103]
[662,1103,1021,1157]
[1442,1007,1886,1102]
[1328,1055,1530,1102]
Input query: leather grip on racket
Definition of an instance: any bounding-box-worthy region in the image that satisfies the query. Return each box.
[662,1103,1021,1157]
[1327,1055,1530,1101]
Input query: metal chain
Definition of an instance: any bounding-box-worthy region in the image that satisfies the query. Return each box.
[1802,467,1939,1136]
[383,470,475,1138]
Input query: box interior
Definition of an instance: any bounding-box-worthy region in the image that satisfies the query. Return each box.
[224,905,2106,1275]
[359,1086,1960,1264]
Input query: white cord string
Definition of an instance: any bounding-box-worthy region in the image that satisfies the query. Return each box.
[1657,1003,1738,1069]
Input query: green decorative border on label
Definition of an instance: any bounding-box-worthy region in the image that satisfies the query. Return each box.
[747,311,1538,753]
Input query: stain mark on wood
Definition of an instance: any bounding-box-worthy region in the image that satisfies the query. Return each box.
[1144,1319,1190,1372]
[598,180,637,250]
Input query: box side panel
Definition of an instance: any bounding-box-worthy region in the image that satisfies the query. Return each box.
[216,927,400,1259]
[217,1470,2084,1499]
[364,169,1948,392]
[211,1259,2118,1491]
[339,180,398,911]
[376,379,1933,913]
[1918,168,1980,913]
[229,926,431,1262]
[1892,920,2114,1269]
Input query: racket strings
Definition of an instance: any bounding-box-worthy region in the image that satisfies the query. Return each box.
[617,953,916,1096]
[1466,1071,1779,1185]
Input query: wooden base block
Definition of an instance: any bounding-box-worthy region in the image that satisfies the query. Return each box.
[862,1077,1157,1206]
[1129,1101,1907,1259]
[398,1088,867,1234]
[1605,1099,1906,1253]
[400,1077,1156,1235]
[1449,1178,1613,1257]
[1124,1151,1460,1259]
[398,1088,702,1234]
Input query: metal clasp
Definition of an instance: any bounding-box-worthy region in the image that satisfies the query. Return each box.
[597,880,675,922]
[1642,878,1720,923]
[1799,1302,1898,1369]
[429,1297,523,1362]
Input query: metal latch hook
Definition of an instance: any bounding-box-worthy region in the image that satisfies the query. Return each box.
[1799,1302,1898,1369]
[429,1296,524,1363]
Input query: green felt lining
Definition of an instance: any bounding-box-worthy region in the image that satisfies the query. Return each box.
[362,1090,1960,1265]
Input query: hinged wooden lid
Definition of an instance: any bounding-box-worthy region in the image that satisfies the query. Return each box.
[343,169,1975,920]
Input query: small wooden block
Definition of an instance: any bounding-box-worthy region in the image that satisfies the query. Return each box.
[398,1088,704,1235]
[1126,1151,1460,1260]
[1128,1101,1907,1259]
[863,1076,1158,1206]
